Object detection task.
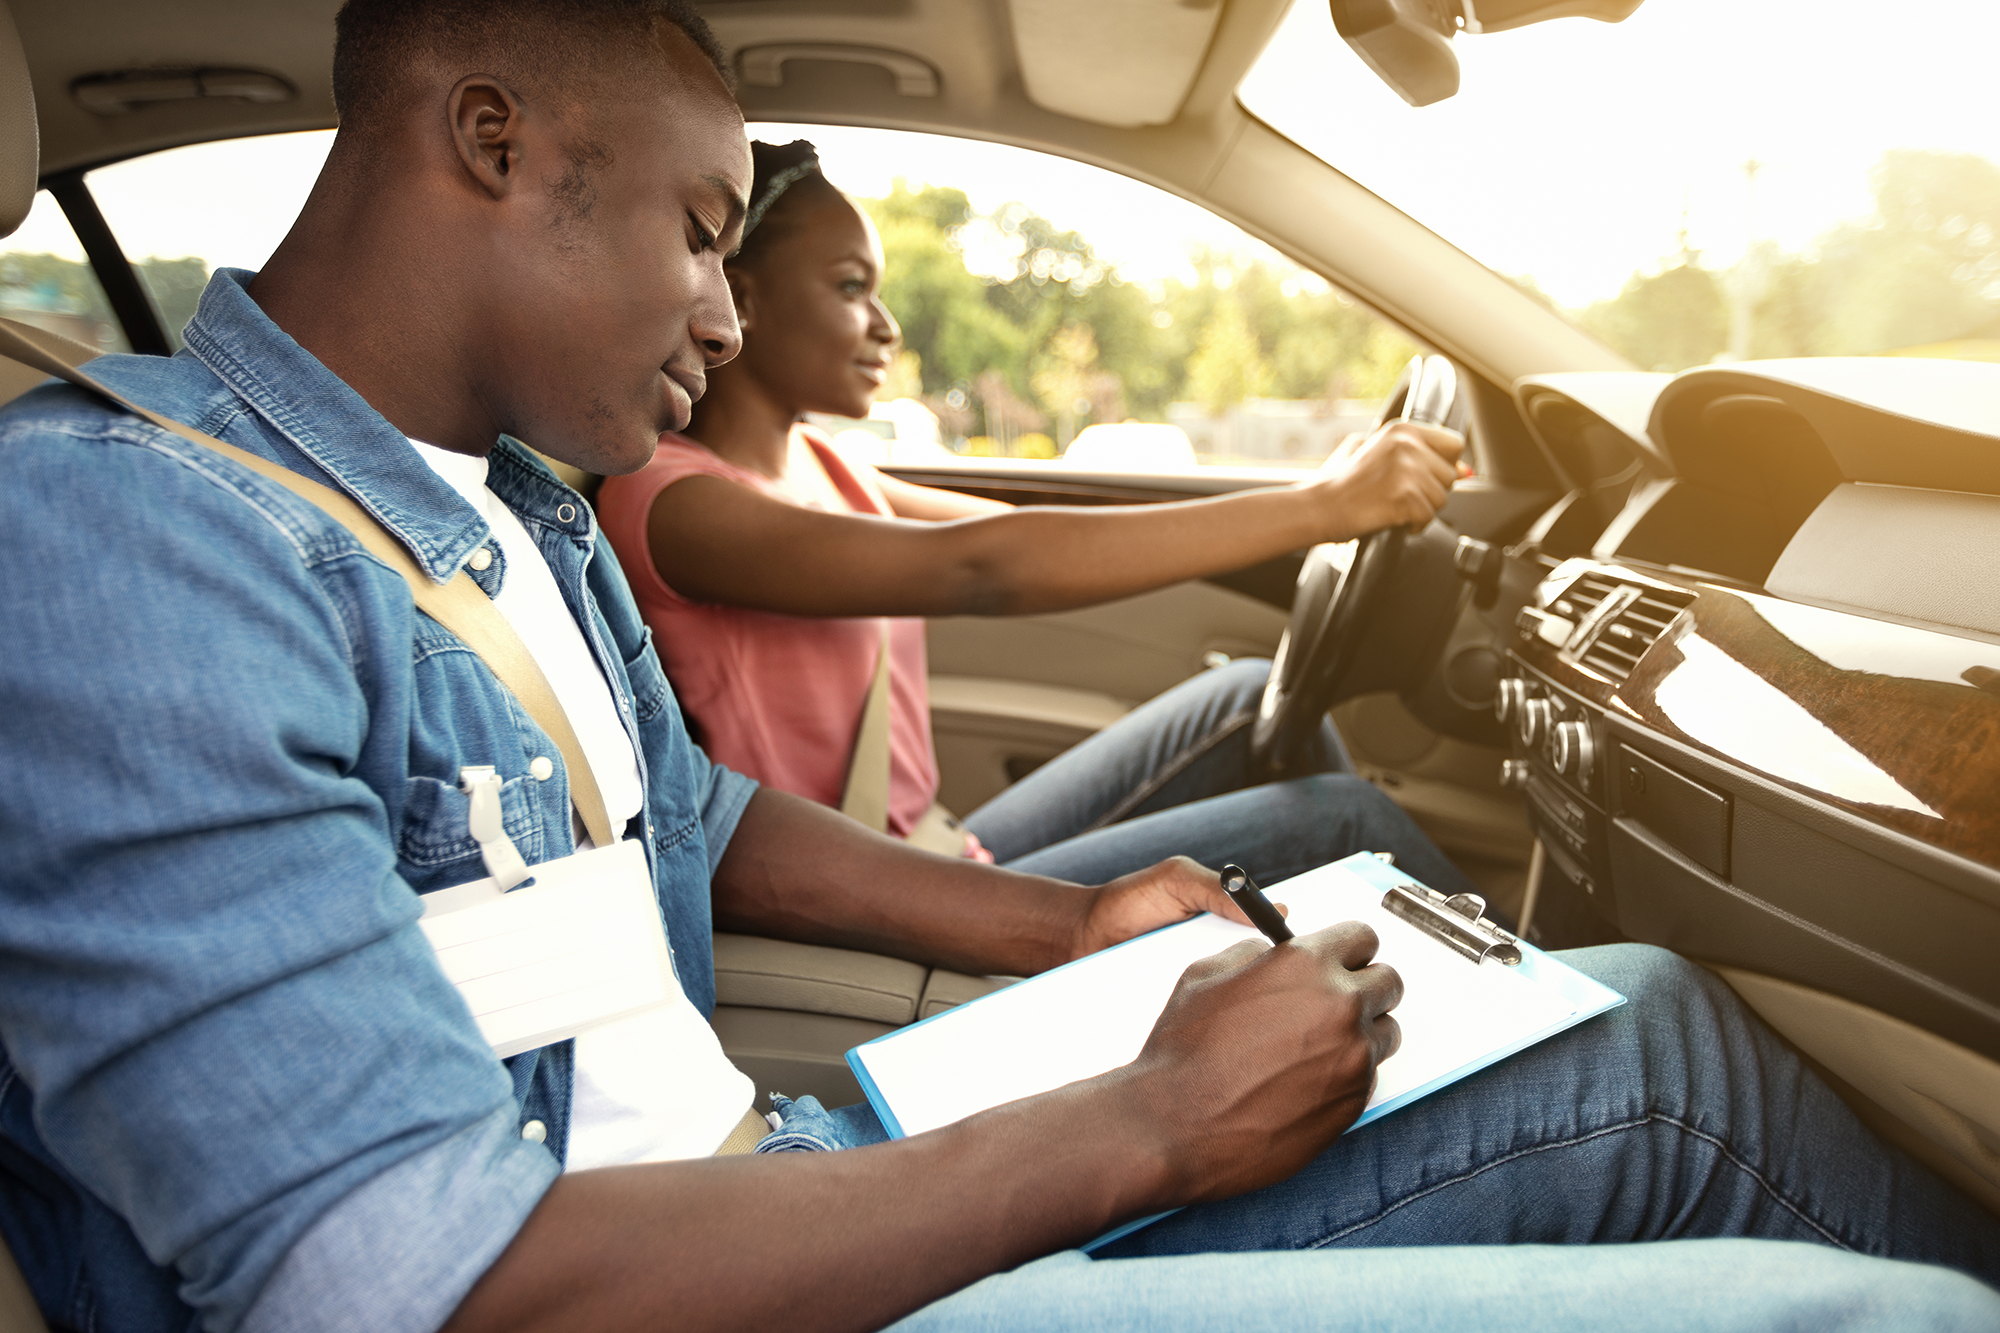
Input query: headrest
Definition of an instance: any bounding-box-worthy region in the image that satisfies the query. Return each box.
[0,0,38,239]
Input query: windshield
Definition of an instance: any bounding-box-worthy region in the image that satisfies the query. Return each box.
[1241,0,2000,371]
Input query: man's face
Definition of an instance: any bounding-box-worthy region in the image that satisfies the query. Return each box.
[484,33,749,476]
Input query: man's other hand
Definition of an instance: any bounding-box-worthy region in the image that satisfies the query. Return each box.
[1124,923,1403,1206]
[1310,420,1463,539]
[1067,856,1268,960]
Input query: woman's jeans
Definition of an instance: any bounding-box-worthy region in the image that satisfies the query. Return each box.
[774,946,2000,1331]
[961,658,1480,899]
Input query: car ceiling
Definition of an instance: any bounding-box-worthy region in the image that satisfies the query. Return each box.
[9,0,1624,385]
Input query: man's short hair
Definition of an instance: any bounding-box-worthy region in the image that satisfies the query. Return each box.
[332,0,733,135]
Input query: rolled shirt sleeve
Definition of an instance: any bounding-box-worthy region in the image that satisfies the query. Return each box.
[691,746,759,876]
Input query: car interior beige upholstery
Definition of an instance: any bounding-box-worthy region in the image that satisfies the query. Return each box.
[1714,967,2000,1215]
[0,1243,45,1333]
[927,583,1285,809]
[713,935,1013,1105]
[0,0,32,240]
[1008,0,1223,128]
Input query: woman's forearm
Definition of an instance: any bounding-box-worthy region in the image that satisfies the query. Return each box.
[926,485,1329,616]
[646,422,1459,617]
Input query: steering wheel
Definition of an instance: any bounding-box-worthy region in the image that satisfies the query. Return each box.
[1248,355,1459,778]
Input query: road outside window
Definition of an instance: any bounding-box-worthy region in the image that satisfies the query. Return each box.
[0,191,126,353]
[761,122,1425,474]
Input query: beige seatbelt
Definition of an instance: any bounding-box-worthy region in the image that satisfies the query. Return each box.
[712,1106,774,1155]
[0,318,615,848]
[0,1229,49,1333]
[837,622,968,856]
[838,622,895,834]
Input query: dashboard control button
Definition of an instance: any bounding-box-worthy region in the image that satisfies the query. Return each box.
[1516,606,1576,647]
[1553,720,1595,782]
[1495,678,1527,723]
[1499,759,1531,790]
[1519,698,1553,747]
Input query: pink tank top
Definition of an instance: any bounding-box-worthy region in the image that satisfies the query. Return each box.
[596,427,940,839]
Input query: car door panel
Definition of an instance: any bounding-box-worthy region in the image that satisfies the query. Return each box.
[927,581,1288,812]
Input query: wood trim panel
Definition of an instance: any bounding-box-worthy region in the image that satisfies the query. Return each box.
[1615,586,2000,867]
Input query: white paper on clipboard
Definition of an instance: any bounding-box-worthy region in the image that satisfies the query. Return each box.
[849,853,1625,1141]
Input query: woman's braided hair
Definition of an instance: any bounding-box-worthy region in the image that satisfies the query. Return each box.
[733,139,833,264]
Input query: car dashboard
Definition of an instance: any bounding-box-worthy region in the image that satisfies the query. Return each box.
[1494,358,2000,1214]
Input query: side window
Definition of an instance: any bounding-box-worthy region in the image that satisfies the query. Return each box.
[775,124,1423,473]
[0,191,128,353]
[85,130,335,349]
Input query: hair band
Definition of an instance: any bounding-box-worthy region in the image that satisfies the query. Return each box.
[743,157,823,239]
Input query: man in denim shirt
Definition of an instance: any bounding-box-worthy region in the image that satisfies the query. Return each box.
[1,2,1997,1332]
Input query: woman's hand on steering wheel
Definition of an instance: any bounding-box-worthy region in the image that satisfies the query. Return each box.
[1304,419,1465,540]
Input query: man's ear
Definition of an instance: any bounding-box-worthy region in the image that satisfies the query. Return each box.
[448,76,528,199]
[727,267,757,334]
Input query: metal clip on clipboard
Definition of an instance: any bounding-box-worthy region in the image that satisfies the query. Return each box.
[1380,879,1524,966]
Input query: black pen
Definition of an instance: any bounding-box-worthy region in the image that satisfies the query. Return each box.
[1220,863,1293,944]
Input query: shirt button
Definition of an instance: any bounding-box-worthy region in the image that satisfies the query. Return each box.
[556,503,578,523]
[520,1119,547,1143]
[468,548,493,572]
[529,756,554,781]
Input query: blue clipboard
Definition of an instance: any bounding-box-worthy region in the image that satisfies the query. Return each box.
[847,852,1625,1249]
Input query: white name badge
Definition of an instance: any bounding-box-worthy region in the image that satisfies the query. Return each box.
[419,839,676,1059]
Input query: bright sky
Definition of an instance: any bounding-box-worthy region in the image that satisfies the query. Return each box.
[10,0,1995,312]
[749,120,1299,289]
[1240,0,2000,306]
[5,130,333,268]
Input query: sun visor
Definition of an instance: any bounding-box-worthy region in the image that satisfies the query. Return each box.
[1333,0,1645,108]
[0,0,37,238]
[1010,0,1224,128]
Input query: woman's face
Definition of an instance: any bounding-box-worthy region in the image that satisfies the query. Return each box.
[731,188,900,421]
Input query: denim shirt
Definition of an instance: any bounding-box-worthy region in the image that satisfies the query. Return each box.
[0,271,757,1333]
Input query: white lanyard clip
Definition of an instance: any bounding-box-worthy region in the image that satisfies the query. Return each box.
[459,765,533,891]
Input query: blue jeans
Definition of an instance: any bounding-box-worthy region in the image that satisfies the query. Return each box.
[777,946,2000,1330]
[961,659,1480,901]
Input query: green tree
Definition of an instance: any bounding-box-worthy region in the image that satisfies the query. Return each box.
[1185,292,1266,414]
[1806,150,2000,353]
[0,251,122,349]
[860,183,1430,437]
[134,256,210,350]
[1580,261,1729,372]
[865,186,1020,393]
[1030,322,1103,447]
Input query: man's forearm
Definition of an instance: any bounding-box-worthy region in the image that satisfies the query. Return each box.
[711,788,1089,977]
[442,1074,1170,1333]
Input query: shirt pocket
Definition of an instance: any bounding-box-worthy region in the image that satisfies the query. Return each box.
[397,771,548,894]
[622,625,673,727]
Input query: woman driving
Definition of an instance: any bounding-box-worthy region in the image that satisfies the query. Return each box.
[596,140,1479,895]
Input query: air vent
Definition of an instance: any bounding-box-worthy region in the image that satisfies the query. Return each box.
[1548,572,1624,630]
[1574,582,1694,683]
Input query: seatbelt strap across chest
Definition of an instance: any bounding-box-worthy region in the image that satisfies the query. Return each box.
[839,621,895,834]
[0,318,616,848]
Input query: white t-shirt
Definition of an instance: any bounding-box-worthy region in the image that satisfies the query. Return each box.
[411,440,753,1166]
